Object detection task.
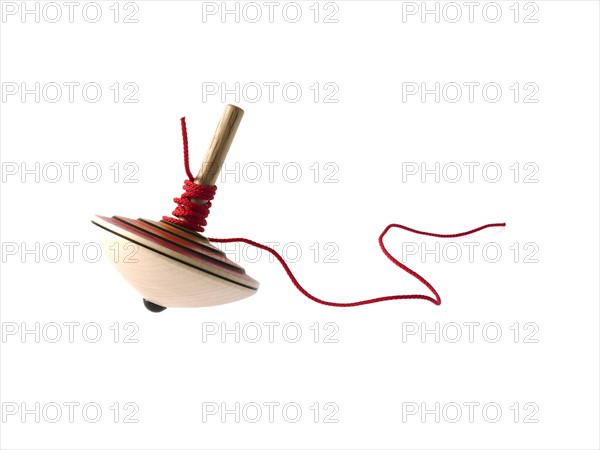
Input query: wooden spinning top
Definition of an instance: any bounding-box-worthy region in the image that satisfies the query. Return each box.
[92,105,259,312]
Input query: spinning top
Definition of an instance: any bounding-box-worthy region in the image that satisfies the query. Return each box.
[92,105,259,312]
[93,105,507,313]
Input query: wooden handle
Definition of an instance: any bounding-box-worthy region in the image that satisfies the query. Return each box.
[195,104,244,186]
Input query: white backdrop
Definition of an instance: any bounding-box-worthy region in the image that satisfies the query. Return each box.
[1,1,598,449]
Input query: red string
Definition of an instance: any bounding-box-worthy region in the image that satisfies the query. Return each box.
[209,222,505,307]
[180,117,194,181]
[165,117,507,307]
[163,118,217,232]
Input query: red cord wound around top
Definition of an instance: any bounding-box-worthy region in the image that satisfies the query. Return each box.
[162,117,217,233]
[164,117,507,307]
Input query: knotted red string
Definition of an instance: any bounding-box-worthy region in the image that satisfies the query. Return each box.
[162,117,216,232]
[165,117,506,307]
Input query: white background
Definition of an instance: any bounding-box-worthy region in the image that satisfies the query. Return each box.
[1,1,599,449]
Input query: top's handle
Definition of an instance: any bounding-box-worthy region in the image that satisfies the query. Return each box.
[195,104,244,186]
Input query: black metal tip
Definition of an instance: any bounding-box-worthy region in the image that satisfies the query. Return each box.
[143,299,167,313]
